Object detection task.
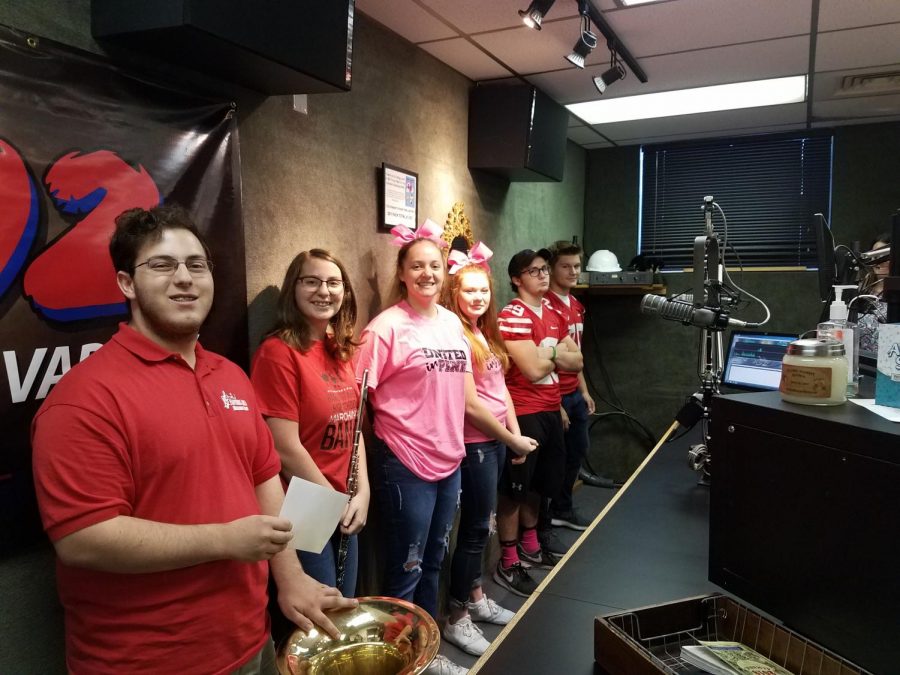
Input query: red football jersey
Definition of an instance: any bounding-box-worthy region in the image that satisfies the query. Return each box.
[498,297,566,415]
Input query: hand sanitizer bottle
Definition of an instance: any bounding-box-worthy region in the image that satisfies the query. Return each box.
[817,285,859,396]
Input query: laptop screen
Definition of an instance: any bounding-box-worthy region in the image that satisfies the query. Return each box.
[722,331,797,391]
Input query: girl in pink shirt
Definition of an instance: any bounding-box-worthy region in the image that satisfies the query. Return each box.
[355,221,470,674]
[440,246,538,657]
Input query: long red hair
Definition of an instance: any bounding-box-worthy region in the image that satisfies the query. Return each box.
[442,265,509,372]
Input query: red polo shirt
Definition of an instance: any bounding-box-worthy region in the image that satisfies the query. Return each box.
[31,323,280,675]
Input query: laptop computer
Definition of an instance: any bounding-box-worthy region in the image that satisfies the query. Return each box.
[721,330,797,392]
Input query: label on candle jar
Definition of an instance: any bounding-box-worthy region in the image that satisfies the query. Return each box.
[779,364,832,398]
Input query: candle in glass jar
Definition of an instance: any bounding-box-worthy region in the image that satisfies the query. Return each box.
[779,338,848,406]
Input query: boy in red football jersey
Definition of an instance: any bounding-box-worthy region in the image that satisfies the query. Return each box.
[494,249,582,597]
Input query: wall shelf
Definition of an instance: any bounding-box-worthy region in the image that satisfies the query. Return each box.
[573,284,667,296]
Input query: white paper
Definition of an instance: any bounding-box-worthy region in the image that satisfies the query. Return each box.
[279,476,349,553]
[850,397,900,422]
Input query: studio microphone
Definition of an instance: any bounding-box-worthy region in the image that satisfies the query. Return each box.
[641,294,748,329]
[860,246,890,265]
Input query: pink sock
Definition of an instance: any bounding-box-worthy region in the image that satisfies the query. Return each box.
[500,540,519,569]
[520,527,540,555]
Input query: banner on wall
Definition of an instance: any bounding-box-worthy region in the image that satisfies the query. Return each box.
[0,25,247,549]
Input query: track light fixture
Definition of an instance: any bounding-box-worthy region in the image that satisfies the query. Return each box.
[565,13,597,69]
[518,0,556,31]
[593,50,626,94]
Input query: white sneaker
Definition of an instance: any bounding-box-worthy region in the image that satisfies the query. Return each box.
[425,654,469,674]
[442,615,490,656]
[467,594,515,625]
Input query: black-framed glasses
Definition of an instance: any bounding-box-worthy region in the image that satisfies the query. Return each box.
[522,265,550,277]
[134,256,213,276]
[297,276,345,292]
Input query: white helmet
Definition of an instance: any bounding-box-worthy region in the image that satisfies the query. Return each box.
[586,250,621,272]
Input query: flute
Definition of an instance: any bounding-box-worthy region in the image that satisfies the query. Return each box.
[335,369,368,590]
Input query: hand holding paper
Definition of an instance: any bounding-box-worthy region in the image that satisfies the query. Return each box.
[279,476,349,553]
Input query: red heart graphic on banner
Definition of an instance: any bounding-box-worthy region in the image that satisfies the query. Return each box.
[0,139,39,298]
[24,150,160,321]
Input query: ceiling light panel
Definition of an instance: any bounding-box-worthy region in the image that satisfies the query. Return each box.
[567,75,808,124]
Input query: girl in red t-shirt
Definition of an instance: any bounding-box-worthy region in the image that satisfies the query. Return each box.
[251,249,369,598]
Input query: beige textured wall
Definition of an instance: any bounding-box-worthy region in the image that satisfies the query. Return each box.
[240,14,586,351]
[0,5,586,671]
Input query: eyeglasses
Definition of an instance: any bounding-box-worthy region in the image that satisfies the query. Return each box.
[297,276,345,292]
[522,265,550,277]
[134,256,213,276]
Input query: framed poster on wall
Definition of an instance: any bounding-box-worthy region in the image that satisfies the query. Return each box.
[381,163,418,230]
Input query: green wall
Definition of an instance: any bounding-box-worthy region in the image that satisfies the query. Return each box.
[581,123,900,481]
[0,3,585,672]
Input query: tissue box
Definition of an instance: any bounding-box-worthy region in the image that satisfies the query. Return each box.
[875,324,900,407]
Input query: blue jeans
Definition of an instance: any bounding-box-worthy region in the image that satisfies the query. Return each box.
[372,438,461,620]
[553,390,590,513]
[298,527,358,597]
[449,440,506,606]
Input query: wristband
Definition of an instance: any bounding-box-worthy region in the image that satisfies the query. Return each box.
[550,345,557,361]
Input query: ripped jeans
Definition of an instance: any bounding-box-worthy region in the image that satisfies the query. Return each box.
[372,437,461,620]
[449,440,505,607]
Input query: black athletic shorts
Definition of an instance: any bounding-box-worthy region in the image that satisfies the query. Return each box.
[500,409,565,501]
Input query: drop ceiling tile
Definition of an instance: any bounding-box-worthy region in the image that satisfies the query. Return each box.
[818,0,900,31]
[593,102,807,141]
[813,65,900,101]
[528,35,809,103]
[815,23,900,72]
[811,114,900,128]
[419,38,514,80]
[473,18,606,76]
[583,141,615,149]
[812,94,900,125]
[422,0,579,34]
[567,125,611,145]
[614,122,808,146]
[357,0,457,43]
[597,0,810,58]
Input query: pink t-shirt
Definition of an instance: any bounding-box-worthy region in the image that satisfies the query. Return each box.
[464,329,509,444]
[356,301,470,481]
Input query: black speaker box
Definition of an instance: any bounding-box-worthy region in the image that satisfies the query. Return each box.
[468,83,568,182]
[91,0,354,95]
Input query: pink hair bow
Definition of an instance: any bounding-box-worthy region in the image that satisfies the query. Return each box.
[390,219,448,248]
[448,241,493,275]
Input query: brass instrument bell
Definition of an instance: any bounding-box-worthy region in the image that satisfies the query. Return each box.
[277,596,440,675]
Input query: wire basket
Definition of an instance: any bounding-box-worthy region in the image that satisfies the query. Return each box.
[596,595,872,675]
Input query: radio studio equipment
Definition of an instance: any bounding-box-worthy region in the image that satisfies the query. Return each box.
[335,369,368,590]
[640,294,749,330]
[277,596,439,674]
[641,196,770,481]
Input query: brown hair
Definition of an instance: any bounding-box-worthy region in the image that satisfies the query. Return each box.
[110,204,210,274]
[389,238,447,304]
[442,265,509,372]
[266,249,360,361]
[549,240,583,264]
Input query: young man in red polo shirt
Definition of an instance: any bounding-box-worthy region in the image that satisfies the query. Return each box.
[31,205,356,675]
[544,242,617,538]
[494,249,582,597]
